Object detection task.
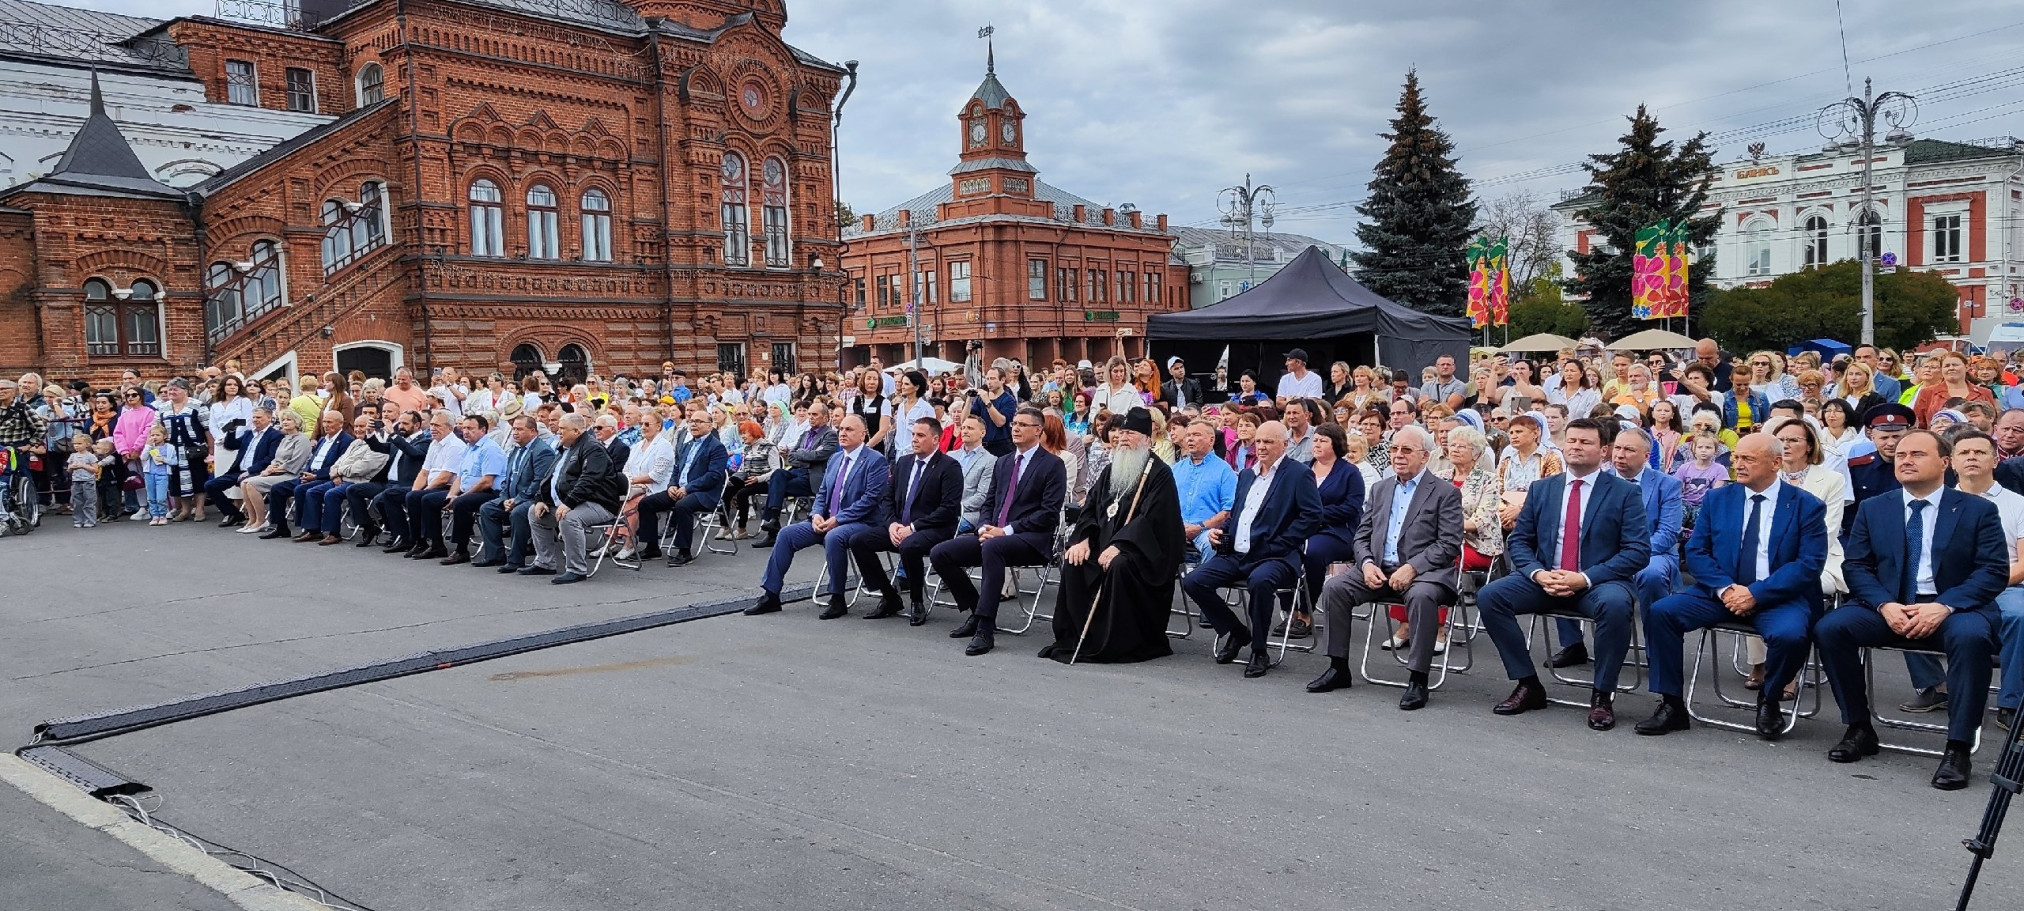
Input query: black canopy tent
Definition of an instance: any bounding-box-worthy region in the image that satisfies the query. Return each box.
[1146,246,1472,396]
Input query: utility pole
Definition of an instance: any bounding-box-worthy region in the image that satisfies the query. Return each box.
[1819,78,1916,347]
[1218,174,1277,288]
[906,219,925,367]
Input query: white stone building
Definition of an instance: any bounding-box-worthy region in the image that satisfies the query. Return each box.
[1553,135,2024,338]
[0,0,330,191]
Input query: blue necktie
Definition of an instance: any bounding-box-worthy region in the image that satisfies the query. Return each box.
[1736,493,1764,586]
[1904,499,1928,601]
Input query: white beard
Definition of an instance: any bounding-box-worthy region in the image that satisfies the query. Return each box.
[1107,443,1151,503]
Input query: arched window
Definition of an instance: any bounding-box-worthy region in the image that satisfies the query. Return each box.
[84,278,117,356]
[206,263,242,342]
[1802,215,1829,268]
[510,343,544,382]
[87,278,162,357]
[581,188,612,262]
[470,179,503,256]
[354,181,386,251]
[526,184,559,259]
[250,240,283,313]
[720,152,750,267]
[1744,220,1773,276]
[356,63,384,106]
[1857,209,1883,261]
[321,199,353,273]
[558,343,589,385]
[761,155,790,268]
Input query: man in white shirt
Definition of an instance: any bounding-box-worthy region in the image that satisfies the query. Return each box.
[398,412,466,558]
[1275,348,1325,405]
[1942,431,2024,733]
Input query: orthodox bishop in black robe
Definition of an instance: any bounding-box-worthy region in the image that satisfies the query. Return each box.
[1043,410,1185,663]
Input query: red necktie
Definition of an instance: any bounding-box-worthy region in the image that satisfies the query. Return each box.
[1560,479,1584,571]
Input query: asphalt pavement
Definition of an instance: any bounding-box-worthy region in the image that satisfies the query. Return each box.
[3,516,2019,911]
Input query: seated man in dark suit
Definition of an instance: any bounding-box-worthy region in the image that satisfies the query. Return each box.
[756,402,840,548]
[1637,432,1827,739]
[349,410,427,547]
[1310,425,1462,709]
[928,407,1067,657]
[1477,418,1650,730]
[1180,420,1321,679]
[475,415,557,570]
[851,416,962,625]
[1816,429,2008,790]
[636,406,730,566]
[258,411,353,541]
[207,405,278,528]
[746,414,891,620]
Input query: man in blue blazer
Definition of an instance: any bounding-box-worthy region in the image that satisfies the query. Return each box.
[1637,433,1828,739]
[851,415,964,625]
[1815,429,2008,790]
[1478,418,1651,730]
[1555,426,1686,663]
[1180,420,1321,678]
[636,406,730,566]
[259,411,354,540]
[747,413,890,620]
[929,406,1067,656]
[475,414,557,570]
[208,405,281,528]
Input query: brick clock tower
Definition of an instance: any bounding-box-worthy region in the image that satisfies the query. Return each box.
[840,41,1186,368]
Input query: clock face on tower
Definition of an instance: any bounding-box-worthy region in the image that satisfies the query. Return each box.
[969,119,986,147]
[1002,120,1016,144]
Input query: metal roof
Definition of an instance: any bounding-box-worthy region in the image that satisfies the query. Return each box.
[846,178,1168,239]
[948,156,1037,176]
[190,97,397,199]
[2,71,183,202]
[0,0,188,73]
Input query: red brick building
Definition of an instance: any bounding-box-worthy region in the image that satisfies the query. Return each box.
[839,50,1186,368]
[0,0,848,386]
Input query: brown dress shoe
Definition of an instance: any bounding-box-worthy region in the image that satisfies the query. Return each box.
[317,534,343,546]
[1587,691,1616,731]
[1493,680,1548,715]
[291,530,319,543]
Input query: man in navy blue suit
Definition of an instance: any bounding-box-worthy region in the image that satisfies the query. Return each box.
[258,410,354,541]
[1180,420,1321,679]
[745,414,890,620]
[929,406,1067,657]
[1477,418,1651,730]
[850,416,963,626]
[1552,425,1686,663]
[1637,433,1828,739]
[635,406,730,566]
[1815,429,2008,790]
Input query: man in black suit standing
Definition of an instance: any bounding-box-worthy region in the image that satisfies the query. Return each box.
[1310,424,1463,709]
[1162,357,1202,411]
[1180,420,1321,678]
[929,406,1067,656]
[853,416,962,625]
[1815,429,2009,790]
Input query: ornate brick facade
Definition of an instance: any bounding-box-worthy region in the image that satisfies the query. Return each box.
[0,0,847,386]
[840,50,1187,369]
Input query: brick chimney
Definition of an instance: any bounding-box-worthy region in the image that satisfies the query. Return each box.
[1071,204,1085,223]
[1102,208,1115,226]
[862,214,875,233]
[1128,211,1142,228]
[897,209,910,228]
[1156,214,1168,231]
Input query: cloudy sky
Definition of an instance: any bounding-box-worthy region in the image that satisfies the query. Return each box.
[64,0,2024,243]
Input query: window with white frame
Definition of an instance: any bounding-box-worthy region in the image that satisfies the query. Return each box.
[914,269,936,307]
[320,200,353,273]
[581,189,612,262]
[761,156,790,268]
[1933,213,1963,263]
[1857,210,1883,260]
[720,152,750,267]
[85,277,162,357]
[1028,258,1047,300]
[526,184,559,259]
[1745,221,1773,276]
[321,182,387,274]
[356,63,384,105]
[469,179,504,257]
[225,60,258,106]
[1803,215,1828,268]
[948,261,971,303]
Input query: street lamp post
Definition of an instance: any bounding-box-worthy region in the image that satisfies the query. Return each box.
[1218,174,1277,288]
[1818,78,1916,347]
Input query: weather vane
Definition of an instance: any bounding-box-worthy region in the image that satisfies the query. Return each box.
[979,24,995,73]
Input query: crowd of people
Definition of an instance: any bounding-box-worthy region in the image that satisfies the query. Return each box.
[2,336,2021,791]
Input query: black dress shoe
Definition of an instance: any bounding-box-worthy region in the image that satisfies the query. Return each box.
[1036,643,1060,659]
[417,544,449,560]
[517,565,558,576]
[1243,651,1270,678]
[743,592,782,615]
[665,550,694,567]
[818,599,850,620]
[1546,642,1590,668]
[949,616,980,639]
[1494,680,1549,716]
[1285,618,1312,639]
[1399,679,1430,711]
[864,592,903,620]
[907,602,929,627]
[752,532,777,548]
[964,630,995,656]
[1634,698,1692,735]
[1587,691,1616,731]
[1827,724,1881,763]
[1932,745,1973,791]
[497,563,522,574]
[1305,665,1353,693]
[382,539,409,554]
[355,535,380,548]
[639,545,664,561]
[1754,699,1787,739]
[259,526,291,540]
[551,571,585,584]
[472,557,505,568]
[1212,628,1247,664]
[219,516,243,528]
[440,550,471,566]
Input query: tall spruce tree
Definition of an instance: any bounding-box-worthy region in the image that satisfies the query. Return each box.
[1564,105,1719,339]
[1351,70,1477,318]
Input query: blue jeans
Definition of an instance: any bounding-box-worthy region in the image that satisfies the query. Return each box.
[144,473,169,517]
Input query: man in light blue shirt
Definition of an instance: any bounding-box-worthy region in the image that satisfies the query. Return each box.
[441,413,507,564]
[1172,419,1235,562]
[1383,471,1420,566]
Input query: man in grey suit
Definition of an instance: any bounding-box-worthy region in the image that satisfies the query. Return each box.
[1309,425,1463,710]
[950,412,997,533]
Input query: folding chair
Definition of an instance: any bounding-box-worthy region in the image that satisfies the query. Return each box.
[698,476,738,557]
[1527,607,1645,708]
[1864,643,1984,757]
[1358,564,1477,690]
[587,504,640,576]
[1682,619,1823,736]
[1206,573,1308,667]
[1167,562,1200,640]
[925,527,1065,635]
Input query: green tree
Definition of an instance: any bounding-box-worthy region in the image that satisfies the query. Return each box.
[1351,70,1477,318]
[1699,260,1959,353]
[835,200,856,229]
[1564,105,1719,339]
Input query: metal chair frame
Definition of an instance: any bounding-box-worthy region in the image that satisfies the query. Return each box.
[1863,644,1984,757]
[1358,565,1481,691]
[925,527,1066,635]
[1526,609,1645,708]
[1208,573,1309,668]
[1682,622,1823,736]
